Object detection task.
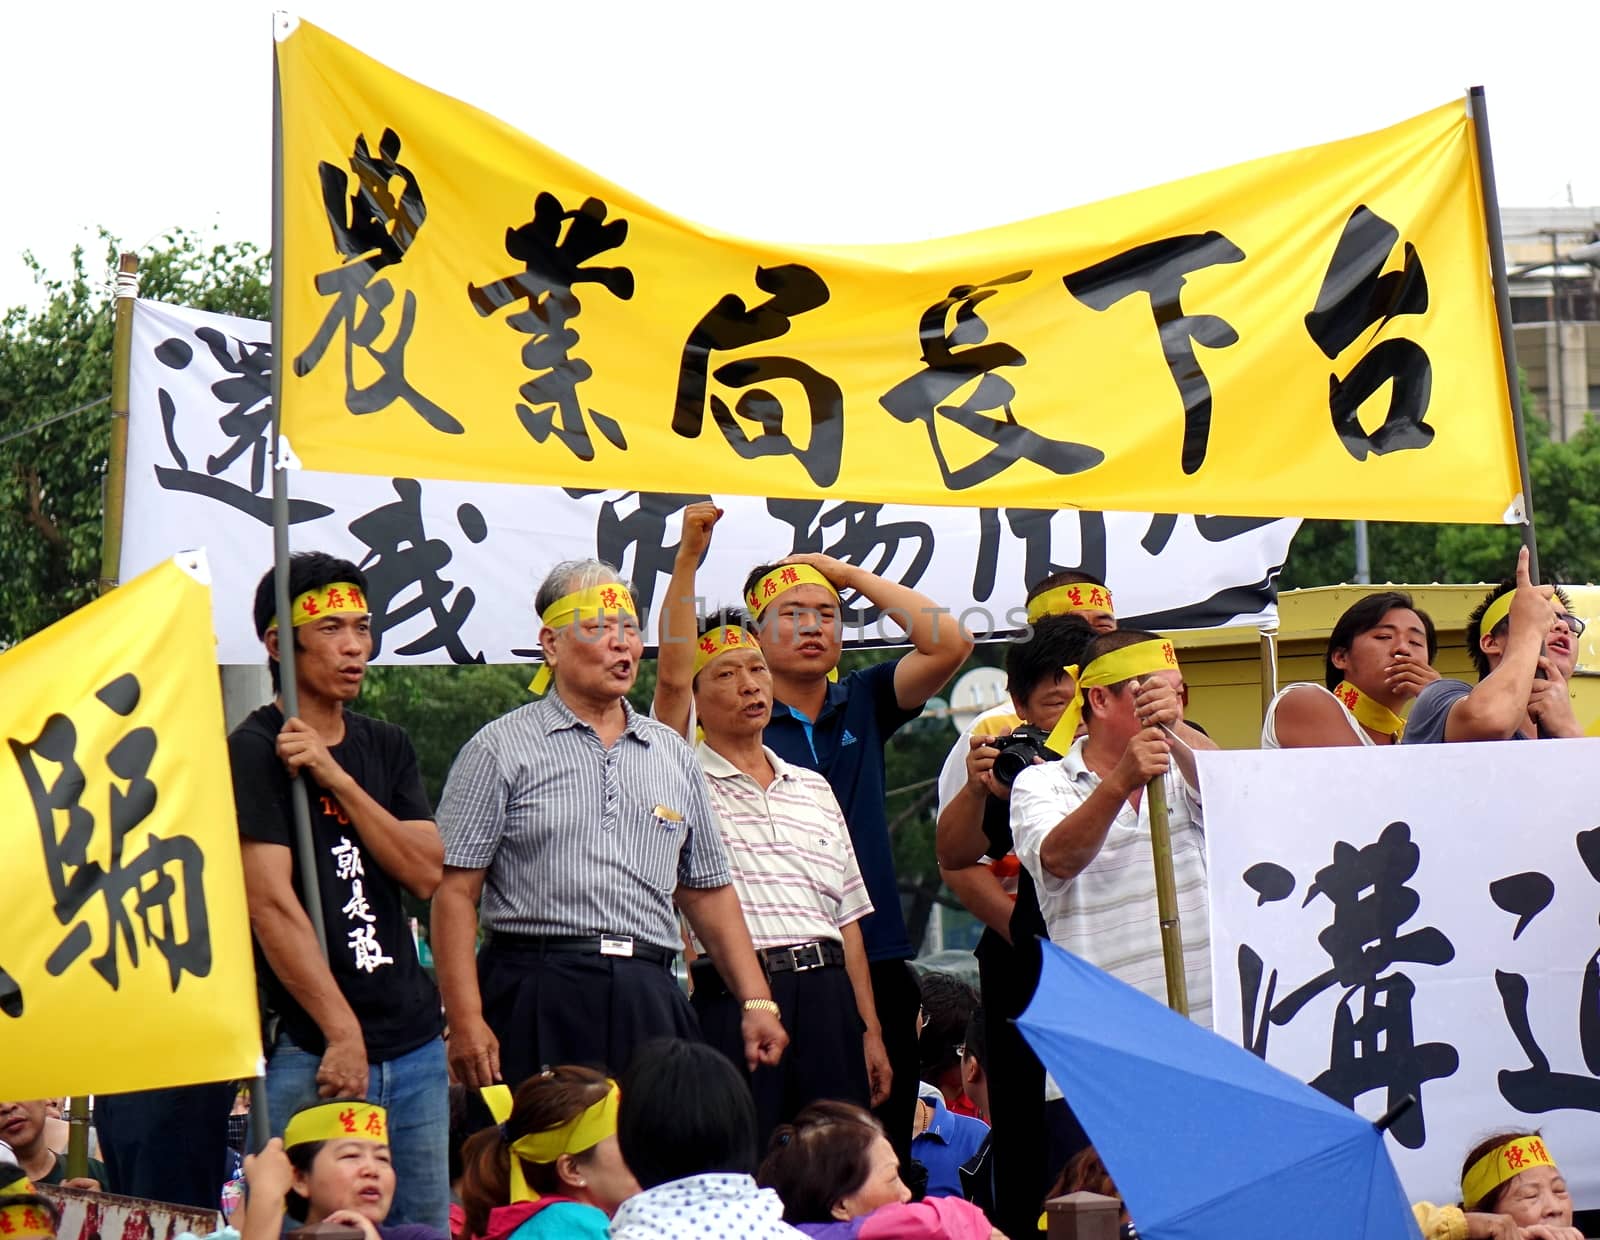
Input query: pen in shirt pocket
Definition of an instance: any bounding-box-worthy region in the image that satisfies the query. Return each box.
[652,804,683,829]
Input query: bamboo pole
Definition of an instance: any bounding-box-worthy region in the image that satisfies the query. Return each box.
[1145,771,1189,1016]
[98,253,139,596]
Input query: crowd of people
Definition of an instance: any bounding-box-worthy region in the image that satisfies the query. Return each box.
[6,518,1589,1238]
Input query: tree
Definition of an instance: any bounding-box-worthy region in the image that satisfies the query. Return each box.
[0,230,270,645]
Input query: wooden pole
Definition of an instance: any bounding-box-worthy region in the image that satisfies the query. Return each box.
[98,253,139,596]
[1145,773,1189,1016]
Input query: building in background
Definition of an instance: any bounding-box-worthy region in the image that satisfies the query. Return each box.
[1502,206,1600,439]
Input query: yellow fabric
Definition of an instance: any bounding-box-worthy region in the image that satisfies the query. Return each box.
[1412,1203,1468,1240]
[506,1082,621,1203]
[1462,1135,1556,1209]
[0,1202,55,1240]
[693,625,763,674]
[1045,639,1181,754]
[1331,680,1407,740]
[528,583,639,695]
[745,566,839,621]
[0,1168,31,1196]
[285,1101,389,1149]
[1479,590,1515,639]
[266,581,369,631]
[0,557,259,1099]
[277,21,1519,524]
[480,1084,514,1126]
[1027,583,1114,623]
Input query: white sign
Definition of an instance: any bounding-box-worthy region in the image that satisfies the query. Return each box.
[121,299,1300,666]
[1201,740,1600,1208]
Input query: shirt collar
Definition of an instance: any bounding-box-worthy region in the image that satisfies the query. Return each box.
[770,676,848,723]
[921,1091,955,1144]
[696,741,792,783]
[535,691,649,743]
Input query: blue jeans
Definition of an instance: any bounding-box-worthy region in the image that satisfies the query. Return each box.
[265,1033,448,1231]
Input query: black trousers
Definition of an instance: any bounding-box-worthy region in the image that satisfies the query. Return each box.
[95,1081,236,1209]
[868,958,922,1167]
[693,957,869,1146]
[477,941,700,1086]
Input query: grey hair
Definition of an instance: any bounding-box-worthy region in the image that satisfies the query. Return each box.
[535,559,631,620]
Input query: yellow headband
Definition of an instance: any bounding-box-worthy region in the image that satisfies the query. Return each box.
[745,565,838,621]
[0,1167,31,1196]
[1026,582,1115,623]
[283,1100,389,1149]
[266,582,369,631]
[1045,638,1181,754]
[483,1081,620,1203]
[1462,1136,1557,1209]
[0,1202,55,1240]
[694,625,763,675]
[529,582,639,695]
[1479,590,1515,640]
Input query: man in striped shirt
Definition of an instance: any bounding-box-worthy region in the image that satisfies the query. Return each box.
[1010,628,1217,1027]
[430,558,787,1092]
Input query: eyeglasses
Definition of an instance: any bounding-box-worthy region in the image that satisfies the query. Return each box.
[1556,613,1587,637]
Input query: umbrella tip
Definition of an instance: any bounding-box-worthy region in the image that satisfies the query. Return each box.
[1373,1095,1416,1133]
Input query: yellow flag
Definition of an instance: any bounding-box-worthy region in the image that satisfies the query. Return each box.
[0,556,259,1098]
[276,17,1519,524]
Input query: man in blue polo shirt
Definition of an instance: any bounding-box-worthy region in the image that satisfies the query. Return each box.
[743,553,971,1164]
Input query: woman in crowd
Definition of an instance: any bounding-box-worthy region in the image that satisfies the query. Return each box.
[457,1067,637,1240]
[608,1039,802,1239]
[758,1101,1003,1240]
[1262,590,1437,748]
[241,1100,446,1240]
[1413,1130,1581,1240]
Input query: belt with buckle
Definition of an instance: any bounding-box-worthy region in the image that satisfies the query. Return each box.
[487,932,675,967]
[759,939,846,974]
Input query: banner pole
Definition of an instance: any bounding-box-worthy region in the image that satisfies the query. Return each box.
[98,253,139,595]
[1146,773,1189,1016]
[1466,85,1541,582]
[270,17,329,966]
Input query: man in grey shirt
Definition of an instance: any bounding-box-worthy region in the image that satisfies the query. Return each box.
[1404,548,1584,744]
[431,559,787,1090]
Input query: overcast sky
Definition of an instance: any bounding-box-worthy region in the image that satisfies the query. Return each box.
[2,1,1594,311]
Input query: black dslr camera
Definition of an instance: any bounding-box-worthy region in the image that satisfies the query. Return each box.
[988,724,1057,788]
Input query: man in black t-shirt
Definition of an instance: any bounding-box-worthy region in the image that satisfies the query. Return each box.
[229,552,448,1230]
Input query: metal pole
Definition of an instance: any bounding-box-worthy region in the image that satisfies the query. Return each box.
[1549,232,1563,436]
[271,22,328,959]
[1145,774,1189,1016]
[1258,628,1278,724]
[99,253,139,594]
[1353,520,1371,584]
[1466,86,1541,582]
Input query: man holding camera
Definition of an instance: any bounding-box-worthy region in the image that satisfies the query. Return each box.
[934,613,1097,1240]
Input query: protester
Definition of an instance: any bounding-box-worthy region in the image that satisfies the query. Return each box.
[0,1100,108,1189]
[915,972,980,1118]
[1262,591,1438,747]
[241,1102,446,1240]
[759,1102,1002,1239]
[910,1083,988,1201]
[433,560,784,1092]
[457,1067,637,1240]
[1411,1131,1580,1240]
[747,552,971,1164]
[231,554,448,1229]
[1404,549,1584,744]
[0,1161,28,1195]
[609,1039,803,1238]
[1040,1147,1132,1234]
[1011,629,1216,1023]
[96,1081,236,1209]
[0,1193,58,1240]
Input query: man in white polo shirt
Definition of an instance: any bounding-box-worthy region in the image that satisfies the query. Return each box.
[653,506,890,1141]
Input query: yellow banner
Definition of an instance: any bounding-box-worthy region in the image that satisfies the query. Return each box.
[276,18,1520,524]
[0,557,259,1098]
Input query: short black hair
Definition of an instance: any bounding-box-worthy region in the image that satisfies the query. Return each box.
[1465,578,1573,681]
[617,1038,758,1189]
[1324,591,1437,691]
[916,971,978,1081]
[1026,569,1107,605]
[1079,628,1163,721]
[1006,613,1097,703]
[962,1005,987,1075]
[251,552,369,692]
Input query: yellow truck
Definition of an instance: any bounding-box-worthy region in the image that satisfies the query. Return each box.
[1174,583,1600,749]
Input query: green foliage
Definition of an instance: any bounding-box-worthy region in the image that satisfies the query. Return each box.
[0,229,269,645]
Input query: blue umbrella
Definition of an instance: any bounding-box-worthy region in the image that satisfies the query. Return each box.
[1018,941,1420,1240]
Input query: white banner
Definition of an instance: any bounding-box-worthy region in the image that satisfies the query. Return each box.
[1202,741,1600,1208]
[122,299,1299,665]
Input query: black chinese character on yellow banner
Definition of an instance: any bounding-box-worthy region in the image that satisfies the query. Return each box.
[1304,206,1433,460]
[1065,233,1246,476]
[881,272,1103,489]
[294,128,462,434]
[8,672,211,995]
[468,192,636,460]
[673,264,844,487]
